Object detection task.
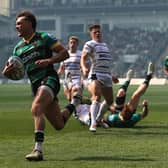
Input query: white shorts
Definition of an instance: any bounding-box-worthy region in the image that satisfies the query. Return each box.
[88,72,112,87]
[63,78,83,90]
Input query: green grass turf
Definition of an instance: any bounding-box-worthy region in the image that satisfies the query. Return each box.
[0,84,168,168]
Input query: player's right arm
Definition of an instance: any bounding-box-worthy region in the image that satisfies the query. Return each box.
[35,33,69,67]
[81,51,90,78]
[35,43,69,67]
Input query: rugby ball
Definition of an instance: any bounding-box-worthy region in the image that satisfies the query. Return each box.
[7,56,25,80]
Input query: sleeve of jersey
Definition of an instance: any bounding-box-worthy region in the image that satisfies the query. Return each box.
[12,40,23,56]
[12,48,17,56]
[83,42,93,54]
[45,33,60,49]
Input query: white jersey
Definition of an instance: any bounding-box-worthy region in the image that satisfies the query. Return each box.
[61,50,82,89]
[63,50,82,80]
[82,40,112,75]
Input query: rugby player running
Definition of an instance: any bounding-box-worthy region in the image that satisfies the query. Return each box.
[81,24,114,132]
[2,11,79,161]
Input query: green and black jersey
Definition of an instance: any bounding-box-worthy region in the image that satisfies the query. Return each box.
[106,112,141,128]
[13,32,59,84]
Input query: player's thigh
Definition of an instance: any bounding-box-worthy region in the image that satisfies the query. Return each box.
[88,80,102,96]
[128,95,140,110]
[32,87,53,114]
[101,87,113,105]
[34,88,53,105]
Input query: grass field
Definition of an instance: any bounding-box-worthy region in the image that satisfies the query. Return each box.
[0,84,168,168]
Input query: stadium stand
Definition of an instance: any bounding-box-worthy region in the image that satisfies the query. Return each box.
[1,0,168,79]
[103,27,168,77]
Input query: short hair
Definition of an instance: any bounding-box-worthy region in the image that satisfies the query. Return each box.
[89,24,101,31]
[16,11,37,31]
[69,36,79,43]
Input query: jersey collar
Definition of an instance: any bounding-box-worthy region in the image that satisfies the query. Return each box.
[23,32,36,44]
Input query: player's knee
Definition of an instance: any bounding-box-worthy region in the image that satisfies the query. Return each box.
[117,89,125,97]
[31,103,42,117]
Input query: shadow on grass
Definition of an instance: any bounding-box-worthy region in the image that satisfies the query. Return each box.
[93,124,168,136]
[72,155,154,162]
[46,155,155,162]
[135,125,168,129]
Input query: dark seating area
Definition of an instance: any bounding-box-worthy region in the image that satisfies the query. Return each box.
[103,27,168,77]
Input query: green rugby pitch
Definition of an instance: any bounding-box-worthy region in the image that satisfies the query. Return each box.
[0,84,168,168]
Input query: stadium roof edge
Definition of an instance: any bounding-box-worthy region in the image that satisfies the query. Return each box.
[31,4,168,16]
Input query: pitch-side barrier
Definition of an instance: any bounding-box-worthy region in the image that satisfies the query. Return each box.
[118,78,167,85]
[0,78,167,85]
